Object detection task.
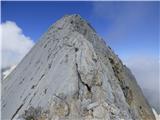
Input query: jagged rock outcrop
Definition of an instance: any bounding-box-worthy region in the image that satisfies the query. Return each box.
[2,14,155,120]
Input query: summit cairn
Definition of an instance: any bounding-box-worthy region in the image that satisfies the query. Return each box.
[2,14,155,120]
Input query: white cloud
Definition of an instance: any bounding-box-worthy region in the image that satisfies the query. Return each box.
[0,21,34,68]
[123,55,160,113]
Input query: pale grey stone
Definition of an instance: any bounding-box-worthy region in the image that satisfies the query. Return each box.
[2,14,155,120]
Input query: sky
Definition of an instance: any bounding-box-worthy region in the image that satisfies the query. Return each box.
[1,1,159,112]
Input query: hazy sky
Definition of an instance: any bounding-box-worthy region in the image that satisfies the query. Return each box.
[1,1,159,112]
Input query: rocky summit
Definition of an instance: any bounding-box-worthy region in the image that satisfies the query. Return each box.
[2,14,155,120]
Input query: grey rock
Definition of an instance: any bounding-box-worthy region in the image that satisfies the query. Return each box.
[2,14,155,120]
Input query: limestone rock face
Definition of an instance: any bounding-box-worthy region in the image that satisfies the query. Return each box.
[2,14,155,120]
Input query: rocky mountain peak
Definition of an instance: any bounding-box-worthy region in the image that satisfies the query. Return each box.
[2,14,155,120]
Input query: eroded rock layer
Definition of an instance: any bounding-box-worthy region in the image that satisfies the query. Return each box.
[2,14,155,120]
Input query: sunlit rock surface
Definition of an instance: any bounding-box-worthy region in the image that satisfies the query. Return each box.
[2,14,155,120]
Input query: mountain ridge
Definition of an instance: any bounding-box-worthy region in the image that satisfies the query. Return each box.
[2,14,155,120]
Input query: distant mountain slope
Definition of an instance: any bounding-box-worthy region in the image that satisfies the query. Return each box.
[153,108,160,120]
[1,65,16,80]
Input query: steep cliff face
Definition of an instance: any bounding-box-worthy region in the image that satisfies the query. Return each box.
[2,14,155,120]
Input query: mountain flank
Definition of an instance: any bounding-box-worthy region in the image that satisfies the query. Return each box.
[2,14,155,120]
